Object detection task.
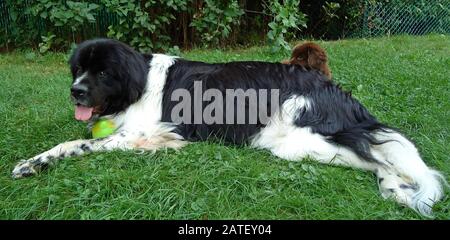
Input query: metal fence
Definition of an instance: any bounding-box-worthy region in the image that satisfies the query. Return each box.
[356,0,450,37]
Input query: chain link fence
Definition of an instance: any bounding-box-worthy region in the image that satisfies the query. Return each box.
[355,0,450,37]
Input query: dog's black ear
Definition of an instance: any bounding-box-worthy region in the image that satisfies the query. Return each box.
[68,44,82,78]
[123,58,148,104]
[125,66,147,104]
[141,53,153,62]
[116,44,148,105]
[92,40,149,115]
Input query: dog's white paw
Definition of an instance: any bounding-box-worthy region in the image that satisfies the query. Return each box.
[12,158,49,179]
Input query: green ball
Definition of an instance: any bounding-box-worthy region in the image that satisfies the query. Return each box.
[92,119,116,139]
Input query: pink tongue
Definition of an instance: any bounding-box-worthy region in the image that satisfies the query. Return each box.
[75,105,94,121]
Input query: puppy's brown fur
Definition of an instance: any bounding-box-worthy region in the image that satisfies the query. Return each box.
[282,42,332,79]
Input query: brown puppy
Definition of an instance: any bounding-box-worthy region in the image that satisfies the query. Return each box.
[282,42,332,79]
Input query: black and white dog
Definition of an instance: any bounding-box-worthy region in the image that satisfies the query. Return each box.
[12,39,444,216]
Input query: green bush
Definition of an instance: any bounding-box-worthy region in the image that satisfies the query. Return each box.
[190,0,244,48]
[30,0,99,30]
[265,0,307,52]
[1,0,39,50]
[102,0,187,53]
[30,0,100,52]
[1,0,312,52]
[2,0,447,52]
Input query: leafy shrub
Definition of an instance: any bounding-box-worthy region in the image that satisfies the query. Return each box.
[2,0,311,52]
[1,0,39,50]
[38,33,56,53]
[190,0,244,47]
[30,0,100,51]
[30,0,99,30]
[102,0,187,52]
[264,0,307,52]
[5,1,389,52]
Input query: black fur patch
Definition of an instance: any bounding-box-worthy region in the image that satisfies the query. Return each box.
[161,58,388,161]
[29,157,42,165]
[80,144,92,152]
[33,161,49,172]
[20,169,34,177]
[400,184,418,191]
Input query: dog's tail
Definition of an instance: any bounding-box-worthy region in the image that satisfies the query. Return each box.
[332,124,446,217]
[371,129,445,217]
[282,42,332,79]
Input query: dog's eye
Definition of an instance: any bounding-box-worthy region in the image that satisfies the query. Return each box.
[98,71,106,78]
[76,65,82,75]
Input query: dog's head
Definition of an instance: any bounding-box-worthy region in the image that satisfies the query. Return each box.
[68,39,148,121]
[282,42,332,79]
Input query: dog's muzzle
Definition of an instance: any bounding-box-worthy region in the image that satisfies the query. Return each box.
[70,84,89,105]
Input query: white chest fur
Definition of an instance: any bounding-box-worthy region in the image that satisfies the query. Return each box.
[112,54,177,137]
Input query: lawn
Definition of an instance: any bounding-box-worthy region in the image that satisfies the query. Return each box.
[0,35,449,220]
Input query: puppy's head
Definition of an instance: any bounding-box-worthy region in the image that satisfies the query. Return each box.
[68,39,148,121]
[283,42,332,79]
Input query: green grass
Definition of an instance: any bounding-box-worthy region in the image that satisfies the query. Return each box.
[0,35,449,219]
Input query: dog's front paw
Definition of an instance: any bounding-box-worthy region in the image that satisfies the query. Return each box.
[12,159,48,179]
[12,160,37,179]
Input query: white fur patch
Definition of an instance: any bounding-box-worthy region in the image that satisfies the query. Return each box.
[371,130,445,217]
[250,95,319,160]
[277,95,311,123]
[251,95,375,170]
[110,54,178,136]
[73,72,87,86]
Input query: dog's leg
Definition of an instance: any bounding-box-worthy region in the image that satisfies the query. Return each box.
[252,122,445,216]
[370,130,445,217]
[11,134,132,178]
[12,131,186,178]
[251,124,379,171]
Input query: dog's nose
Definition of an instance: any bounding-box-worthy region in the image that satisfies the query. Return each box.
[71,85,88,99]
